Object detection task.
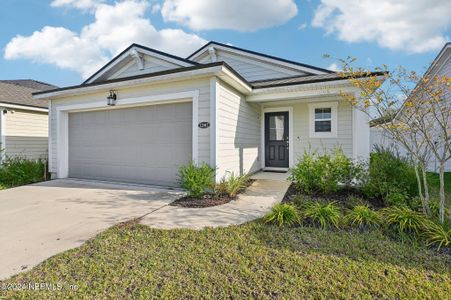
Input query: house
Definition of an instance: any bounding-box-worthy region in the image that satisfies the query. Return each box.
[370,42,451,171]
[0,80,56,162]
[33,41,376,187]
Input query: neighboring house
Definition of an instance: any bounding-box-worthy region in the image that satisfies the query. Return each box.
[0,80,57,162]
[33,41,376,187]
[370,42,451,172]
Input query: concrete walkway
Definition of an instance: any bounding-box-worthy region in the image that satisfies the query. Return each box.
[140,173,290,229]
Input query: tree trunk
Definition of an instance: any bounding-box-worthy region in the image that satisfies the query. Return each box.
[439,163,446,224]
[421,163,431,216]
[414,163,426,213]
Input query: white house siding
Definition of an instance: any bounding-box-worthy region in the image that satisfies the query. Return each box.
[4,109,48,160]
[109,56,182,80]
[195,50,306,81]
[262,97,354,164]
[370,127,451,172]
[49,78,211,175]
[216,80,260,179]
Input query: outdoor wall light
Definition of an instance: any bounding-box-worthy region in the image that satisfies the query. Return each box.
[107,90,117,106]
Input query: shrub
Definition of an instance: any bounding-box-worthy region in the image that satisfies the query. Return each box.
[0,157,46,187]
[264,203,300,227]
[382,206,428,235]
[362,146,417,205]
[289,148,358,194]
[302,201,341,229]
[423,222,450,250]
[218,172,250,198]
[345,205,381,229]
[385,192,408,207]
[178,162,215,198]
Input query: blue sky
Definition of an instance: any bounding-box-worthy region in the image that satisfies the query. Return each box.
[1,0,449,87]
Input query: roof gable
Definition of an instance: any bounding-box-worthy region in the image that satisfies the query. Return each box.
[83,44,198,84]
[187,41,333,81]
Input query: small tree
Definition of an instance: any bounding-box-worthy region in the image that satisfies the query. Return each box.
[334,58,450,222]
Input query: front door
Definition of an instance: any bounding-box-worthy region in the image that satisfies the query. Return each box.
[265,111,289,168]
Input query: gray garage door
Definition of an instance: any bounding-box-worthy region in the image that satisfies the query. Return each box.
[68,102,192,187]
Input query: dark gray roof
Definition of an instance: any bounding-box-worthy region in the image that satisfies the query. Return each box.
[0,80,57,108]
[250,72,385,89]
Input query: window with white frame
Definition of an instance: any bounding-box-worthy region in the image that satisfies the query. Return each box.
[309,102,338,138]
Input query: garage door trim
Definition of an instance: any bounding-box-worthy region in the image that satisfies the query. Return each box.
[54,90,199,178]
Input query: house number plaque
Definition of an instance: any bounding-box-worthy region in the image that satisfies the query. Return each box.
[198,122,210,129]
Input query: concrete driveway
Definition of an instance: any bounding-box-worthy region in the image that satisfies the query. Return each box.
[0,179,182,280]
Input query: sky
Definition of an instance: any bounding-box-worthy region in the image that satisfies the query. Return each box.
[0,0,450,87]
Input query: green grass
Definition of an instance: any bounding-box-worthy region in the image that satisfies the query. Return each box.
[1,220,450,299]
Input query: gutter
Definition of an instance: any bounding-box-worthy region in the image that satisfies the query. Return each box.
[0,102,48,112]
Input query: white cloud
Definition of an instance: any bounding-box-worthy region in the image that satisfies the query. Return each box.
[298,22,308,30]
[312,0,451,53]
[4,0,206,78]
[50,0,103,10]
[161,0,298,31]
[328,62,340,72]
[151,3,161,14]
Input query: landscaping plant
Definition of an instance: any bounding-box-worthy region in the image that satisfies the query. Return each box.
[302,201,341,229]
[264,203,300,227]
[220,172,250,198]
[362,146,418,206]
[0,156,47,188]
[289,148,359,194]
[178,162,215,198]
[345,205,381,230]
[423,222,450,250]
[382,206,428,236]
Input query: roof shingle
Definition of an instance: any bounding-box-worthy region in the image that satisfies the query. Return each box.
[0,80,57,108]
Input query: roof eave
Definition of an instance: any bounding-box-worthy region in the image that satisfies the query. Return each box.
[33,62,252,99]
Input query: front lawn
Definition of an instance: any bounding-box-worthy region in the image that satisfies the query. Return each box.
[1,220,450,299]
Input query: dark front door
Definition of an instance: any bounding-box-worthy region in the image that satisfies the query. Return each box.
[265,112,289,168]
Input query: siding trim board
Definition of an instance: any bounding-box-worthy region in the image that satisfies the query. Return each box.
[54,90,199,179]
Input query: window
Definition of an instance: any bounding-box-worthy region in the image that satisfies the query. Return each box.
[269,115,285,141]
[314,108,331,132]
[309,102,337,138]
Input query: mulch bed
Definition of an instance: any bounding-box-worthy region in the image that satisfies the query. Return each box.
[171,179,255,208]
[282,183,384,208]
[170,195,233,208]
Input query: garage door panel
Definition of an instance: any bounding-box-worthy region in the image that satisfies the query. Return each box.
[68,102,192,186]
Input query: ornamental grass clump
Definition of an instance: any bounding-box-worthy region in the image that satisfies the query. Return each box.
[302,201,341,229]
[264,203,300,227]
[345,205,381,230]
[221,172,251,198]
[382,206,428,236]
[422,222,450,250]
